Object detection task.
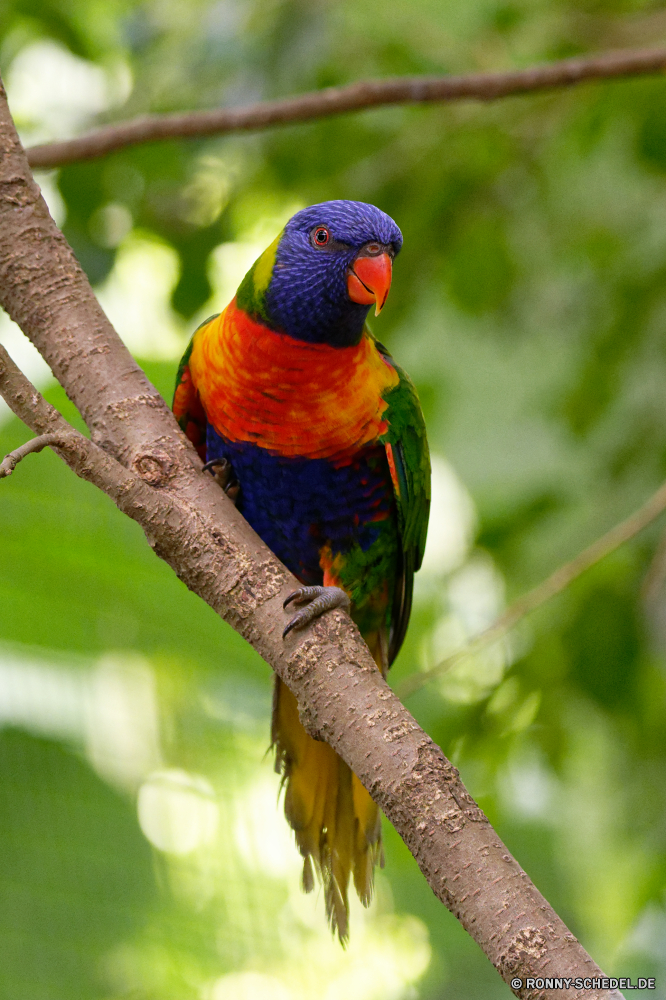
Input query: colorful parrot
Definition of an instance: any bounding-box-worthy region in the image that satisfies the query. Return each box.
[173,200,430,941]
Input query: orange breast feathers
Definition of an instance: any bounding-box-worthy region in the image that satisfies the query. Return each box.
[188,301,400,460]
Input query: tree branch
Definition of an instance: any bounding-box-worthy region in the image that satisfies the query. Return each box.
[25,46,666,169]
[0,76,623,998]
[0,430,81,476]
[399,479,666,700]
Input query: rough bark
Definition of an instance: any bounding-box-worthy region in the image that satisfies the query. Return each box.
[26,46,666,169]
[0,77,623,999]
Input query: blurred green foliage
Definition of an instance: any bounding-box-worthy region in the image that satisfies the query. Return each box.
[3,0,666,997]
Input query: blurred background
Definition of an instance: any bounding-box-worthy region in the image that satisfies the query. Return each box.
[2,1,666,997]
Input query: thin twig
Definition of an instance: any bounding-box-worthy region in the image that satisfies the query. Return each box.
[0,431,80,477]
[0,347,150,508]
[26,46,666,169]
[398,478,666,700]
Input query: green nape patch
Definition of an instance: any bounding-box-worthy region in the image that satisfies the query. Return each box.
[236,233,281,322]
[0,360,265,684]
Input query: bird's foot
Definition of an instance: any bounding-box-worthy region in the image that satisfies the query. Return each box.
[282,586,351,638]
[202,457,240,504]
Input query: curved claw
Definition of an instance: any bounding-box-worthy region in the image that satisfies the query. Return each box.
[282,586,351,638]
[202,457,240,504]
[283,590,300,610]
[202,458,226,474]
[283,615,305,638]
[225,482,240,502]
[283,586,321,610]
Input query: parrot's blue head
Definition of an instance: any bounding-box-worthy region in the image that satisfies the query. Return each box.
[236,200,402,347]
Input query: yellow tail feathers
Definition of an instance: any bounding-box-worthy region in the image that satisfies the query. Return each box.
[272,677,383,942]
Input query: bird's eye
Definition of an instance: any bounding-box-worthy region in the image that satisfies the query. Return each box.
[312,226,331,247]
[365,242,382,255]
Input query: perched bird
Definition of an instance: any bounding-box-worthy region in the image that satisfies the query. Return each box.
[173,200,430,940]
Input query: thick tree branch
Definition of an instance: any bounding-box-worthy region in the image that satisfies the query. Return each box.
[25,46,666,169]
[400,478,666,699]
[0,77,622,998]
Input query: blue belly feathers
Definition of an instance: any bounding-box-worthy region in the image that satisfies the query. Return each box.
[206,425,394,584]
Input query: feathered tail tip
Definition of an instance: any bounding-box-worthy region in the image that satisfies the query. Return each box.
[300,834,377,945]
[272,677,384,944]
[321,824,385,944]
[320,852,351,945]
[300,843,361,945]
[302,854,315,893]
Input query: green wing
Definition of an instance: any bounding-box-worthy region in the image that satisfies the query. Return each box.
[172,315,220,461]
[376,338,431,664]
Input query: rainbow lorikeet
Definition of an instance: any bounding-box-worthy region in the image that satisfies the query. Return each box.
[173,200,430,940]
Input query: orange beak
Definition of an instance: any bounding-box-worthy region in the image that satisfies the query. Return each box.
[347,252,393,316]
